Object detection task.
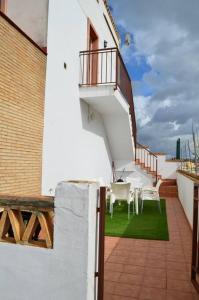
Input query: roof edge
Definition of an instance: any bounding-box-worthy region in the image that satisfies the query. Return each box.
[0,11,47,55]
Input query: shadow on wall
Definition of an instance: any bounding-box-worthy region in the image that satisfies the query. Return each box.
[79,100,112,165]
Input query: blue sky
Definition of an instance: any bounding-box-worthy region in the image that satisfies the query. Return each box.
[117,23,155,97]
[109,5,153,96]
[109,0,199,156]
[117,24,151,82]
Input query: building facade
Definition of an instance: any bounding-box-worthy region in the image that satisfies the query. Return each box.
[0,9,46,195]
[0,0,136,195]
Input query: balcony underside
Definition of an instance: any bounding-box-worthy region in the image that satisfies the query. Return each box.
[79,85,134,161]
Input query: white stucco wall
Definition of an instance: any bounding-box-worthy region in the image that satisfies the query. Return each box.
[157,156,180,179]
[103,114,133,161]
[0,182,98,300]
[7,0,49,47]
[161,162,180,179]
[115,161,153,187]
[6,0,133,193]
[42,0,121,194]
[177,172,194,228]
[79,86,135,162]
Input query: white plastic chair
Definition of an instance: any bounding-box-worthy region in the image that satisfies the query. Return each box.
[142,179,162,193]
[140,180,162,213]
[110,183,134,219]
[126,177,143,215]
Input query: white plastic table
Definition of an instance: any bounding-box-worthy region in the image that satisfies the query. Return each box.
[127,178,143,215]
[134,188,140,215]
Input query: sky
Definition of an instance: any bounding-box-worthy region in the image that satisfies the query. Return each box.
[109,0,199,156]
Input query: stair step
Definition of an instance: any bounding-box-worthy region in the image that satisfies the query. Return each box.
[135,159,141,165]
[160,193,178,197]
[148,171,156,175]
[135,155,162,181]
[143,166,151,171]
[160,186,177,191]
[161,179,177,186]
[159,184,178,197]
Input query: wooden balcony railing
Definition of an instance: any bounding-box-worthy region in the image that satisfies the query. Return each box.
[79,47,137,145]
[0,195,54,249]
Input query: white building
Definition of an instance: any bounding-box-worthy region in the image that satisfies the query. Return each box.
[1,2,197,299]
[3,0,136,195]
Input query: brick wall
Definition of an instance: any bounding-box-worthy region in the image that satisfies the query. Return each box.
[0,13,47,195]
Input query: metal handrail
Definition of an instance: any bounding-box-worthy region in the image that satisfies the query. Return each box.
[117,49,132,83]
[137,142,158,183]
[137,142,157,158]
[79,48,132,83]
[79,47,117,54]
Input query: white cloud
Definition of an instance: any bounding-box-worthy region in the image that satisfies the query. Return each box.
[134,96,151,127]
[169,121,180,131]
[110,0,199,155]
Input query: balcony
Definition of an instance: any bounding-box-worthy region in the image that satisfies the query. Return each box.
[79,48,136,161]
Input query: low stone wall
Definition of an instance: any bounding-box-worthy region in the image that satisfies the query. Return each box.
[176,170,198,228]
[0,181,99,300]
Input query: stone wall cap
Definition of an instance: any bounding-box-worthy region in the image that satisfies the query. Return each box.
[167,159,182,162]
[153,152,166,156]
[177,170,199,184]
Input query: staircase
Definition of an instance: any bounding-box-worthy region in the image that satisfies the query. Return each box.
[136,143,178,198]
[136,143,162,184]
[159,179,178,198]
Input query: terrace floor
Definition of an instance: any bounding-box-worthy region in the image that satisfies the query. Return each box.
[104,197,199,300]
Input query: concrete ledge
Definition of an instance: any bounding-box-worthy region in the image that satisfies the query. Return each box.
[166,159,183,162]
[0,12,47,55]
[153,152,166,156]
[177,170,199,184]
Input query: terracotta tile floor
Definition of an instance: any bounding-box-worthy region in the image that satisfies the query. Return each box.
[104,197,199,300]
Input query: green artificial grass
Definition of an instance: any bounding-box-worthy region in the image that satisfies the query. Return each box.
[105,199,169,241]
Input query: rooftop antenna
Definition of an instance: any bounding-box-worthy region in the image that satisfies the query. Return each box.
[125,33,131,47]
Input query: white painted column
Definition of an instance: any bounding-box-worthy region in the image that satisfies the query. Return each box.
[55,181,99,300]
